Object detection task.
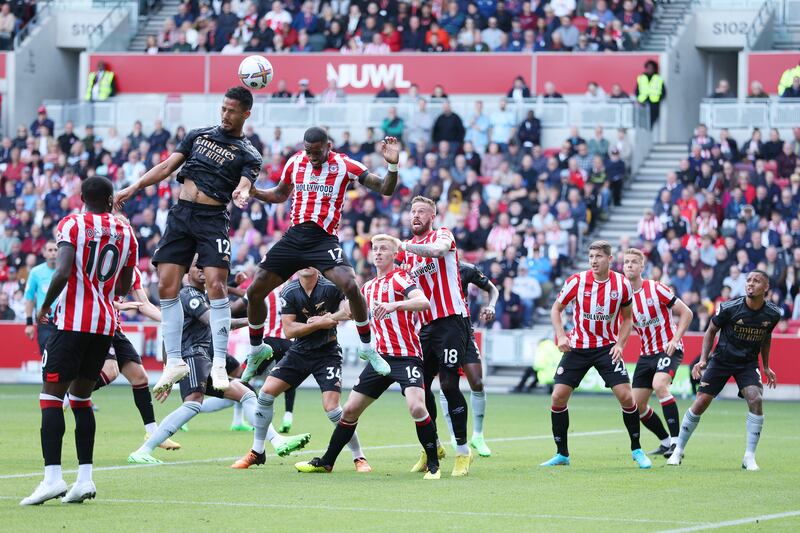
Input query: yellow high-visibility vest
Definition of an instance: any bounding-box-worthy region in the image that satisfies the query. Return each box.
[637,73,664,104]
[85,71,115,101]
[777,66,800,95]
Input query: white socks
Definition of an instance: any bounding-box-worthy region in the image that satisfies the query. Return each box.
[745,412,764,456]
[160,296,183,363]
[209,298,231,368]
[471,390,486,437]
[676,409,701,452]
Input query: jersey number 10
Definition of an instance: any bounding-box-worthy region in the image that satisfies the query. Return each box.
[84,241,121,282]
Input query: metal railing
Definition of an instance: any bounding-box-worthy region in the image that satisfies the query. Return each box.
[746,0,777,49]
[11,0,54,50]
[699,98,800,129]
[87,1,138,51]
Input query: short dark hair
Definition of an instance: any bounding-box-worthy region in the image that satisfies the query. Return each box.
[81,176,114,208]
[750,269,771,287]
[304,126,328,144]
[224,86,253,111]
[589,240,612,256]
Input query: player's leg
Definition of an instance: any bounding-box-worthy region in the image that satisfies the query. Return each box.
[740,384,764,471]
[610,382,651,468]
[463,358,490,457]
[321,390,369,470]
[654,350,682,450]
[540,383,574,466]
[154,262,190,394]
[405,386,441,478]
[94,358,119,391]
[203,265,232,390]
[324,265,389,375]
[244,267,284,372]
[631,357,670,453]
[119,361,182,450]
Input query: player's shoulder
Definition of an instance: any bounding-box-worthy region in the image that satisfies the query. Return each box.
[459,260,477,274]
[763,301,783,319]
[190,125,217,137]
[238,137,262,160]
[721,296,744,310]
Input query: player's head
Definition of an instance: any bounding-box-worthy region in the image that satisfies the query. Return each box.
[622,248,645,280]
[43,240,57,266]
[409,196,436,236]
[587,240,612,276]
[188,254,206,286]
[745,269,770,299]
[371,234,399,270]
[80,176,114,213]
[298,267,319,280]
[221,87,253,134]
[303,127,331,169]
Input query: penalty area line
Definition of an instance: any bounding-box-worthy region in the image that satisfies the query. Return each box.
[655,510,800,532]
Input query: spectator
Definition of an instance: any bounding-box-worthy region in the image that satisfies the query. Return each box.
[264,0,292,32]
[292,1,318,34]
[517,110,541,150]
[465,100,490,154]
[709,79,734,98]
[609,83,630,99]
[605,148,626,206]
[481,17,504,50]
[85,61,117,102]
[0,292,15,319]
[513,263,541,327]
[325,20,345,49]
[507,75,531,102]
[497,276,523,329]
[432,100,466,150]
[584,81,607,103]
[0,3,15,50]
[763,128,783,160]
[542,81,564,100]
[441,1,466,36]
[148,120,171,156]
[30,106,54,138]
[550,0,577,18]
[781,76,800,98]
[553,16,579,49]
[272,79,292,99]
[173,2,194,27]
[364,32,390,53]
[375,81,399,99]
[319,78,345,103]
[380,107,404,141]
[587,126,609,158]
[777,142,798,178]
[748,80,769,99]
[293,79,315,104]
[402,16,425,50]
[777,60,800,95]
[488,97,516,151]
[592,0,616,25]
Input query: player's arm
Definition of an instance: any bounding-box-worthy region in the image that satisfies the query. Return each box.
[114,152,186,210]
[281,312,337,339]
[327,300,352,322]
[251,180,293,204]
[760,335,777,388]
[610,303,633,363]
[357,136,400,196]
[36,245,75,323]
[232,175,252,209]
[394,288,430,312]
[398,232,453,258]
[550,300,569,352]
[230,296,248,318]
[24,274,37,337]
[115,266,135,301]
[130,287,162,322]
[693,321,720,379]
[665,297,693,356]
[196,309,249,330]
[478,279,499,322]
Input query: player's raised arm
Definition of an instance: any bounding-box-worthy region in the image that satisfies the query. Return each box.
[36,245,75,324]
[478,279,499,322]
[114,152,186,210]
[401,230,453,258]
[357,136,400,196]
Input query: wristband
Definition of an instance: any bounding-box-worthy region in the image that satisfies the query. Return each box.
[387,163,398,172]
[26,317,33,326]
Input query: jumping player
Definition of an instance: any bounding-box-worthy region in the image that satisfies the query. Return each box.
[398,196,473,476]
[542,240,652,469]
[667,270,780,470]
[623,248,693,457]
[22,177,138,505]
[244,127,401,380]
[127,258,310,464]
[231,268,370,472]
[439,260,498,457]
[295,234,441,479]
[115,87,262,395]
[93,266,181,450]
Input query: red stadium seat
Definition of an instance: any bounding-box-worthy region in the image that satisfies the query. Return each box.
[543,148,560,158]
[764,160,778,172]
[573,17,588,33]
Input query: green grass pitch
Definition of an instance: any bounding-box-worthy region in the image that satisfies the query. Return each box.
[0,384,798,532]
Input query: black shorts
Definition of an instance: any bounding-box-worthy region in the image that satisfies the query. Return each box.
[463,317,481,366]
[152,200,231,270]
[631,350,683,389]
[698,357,761,397]
[178,352,225,400]
[254,337,293,376]
[553,344,630,389]
[106,330,143,366]
[353,356,425,399]
[225,355,240,375]
[269,346,342,393]
[259,222,352,280]
[420,314,470,377]
[42,330,113,384]
[36,321,57,357]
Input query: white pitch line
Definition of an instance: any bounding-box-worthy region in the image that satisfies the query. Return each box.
[0,495,704,525]
[655,510,800,532]
[0,430,621,480]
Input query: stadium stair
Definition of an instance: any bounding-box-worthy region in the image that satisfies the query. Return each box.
[640,0,694,51]
[575,143,686,270]
[129,0,183,51]
[773,22,800,50]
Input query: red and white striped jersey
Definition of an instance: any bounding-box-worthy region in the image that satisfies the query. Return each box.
[361,269,422,358]
[115,267,143,333]
[55,213,139,336]
[398,228,468,325]
[264,286,285,339]
[557,269,632,349]
[637,216,662,242]
[280,149,368,235]
[631,279,681,356]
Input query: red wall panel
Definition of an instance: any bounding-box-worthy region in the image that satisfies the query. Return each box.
[534,53,660,94]
[90,54,207,94]
[747,52,800,95]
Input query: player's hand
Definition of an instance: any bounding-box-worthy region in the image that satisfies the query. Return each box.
[380,137,400,164]
[610,344,624,364]
[234,271,248,285]
[117,301,144,312]
[664,338,679,356]
[36,308,50,325]
[692,360,707,380]
[763,366,777,389]
[24,325,35,340]
[232,186,250,209]
[114,185,137,211]
[556,334,570,353]
[479,305,496,322]
[155,383,172,403]
[372,302,397,321]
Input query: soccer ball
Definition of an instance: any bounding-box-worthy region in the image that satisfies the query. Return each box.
[238,55,273,90]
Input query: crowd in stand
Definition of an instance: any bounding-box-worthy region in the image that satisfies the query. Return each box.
[3,97,637,330]
[146,0,655,54]
[637,124,800,333]
[0,0,38,50]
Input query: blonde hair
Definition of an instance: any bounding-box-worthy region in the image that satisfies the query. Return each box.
[624,248,645,262]
[588,240,612,256]
[411,195,437,214]
[371,233,399,251]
